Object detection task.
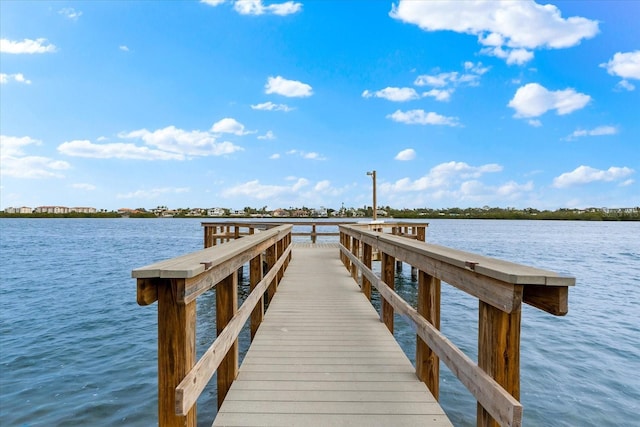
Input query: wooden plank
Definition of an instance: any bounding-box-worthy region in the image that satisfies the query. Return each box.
[213,413,453,427]
[223,389,435,402]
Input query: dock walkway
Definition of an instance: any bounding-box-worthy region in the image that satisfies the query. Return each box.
[213,244,452,426]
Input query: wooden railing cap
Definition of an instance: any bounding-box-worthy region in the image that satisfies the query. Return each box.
[132,224,292,280]
[340,224,575,287]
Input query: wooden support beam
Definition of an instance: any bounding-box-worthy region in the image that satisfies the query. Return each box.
[343,235,351,272]
[478,296,522,427]
[249,254,264,341]
[266,245,277,303]
[350,237,359,281]
[523,285,569,316]
[362,243,372,300]
[157,279,196,427]
[381,252,395,333]
[416,271,441,400]
[216,272,238,409]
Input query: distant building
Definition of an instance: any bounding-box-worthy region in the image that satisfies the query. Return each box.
[4,206,33,214]
[35,206,70,214]
[272,208,289,217]
[207,207,226,217]
[71,207,97,214]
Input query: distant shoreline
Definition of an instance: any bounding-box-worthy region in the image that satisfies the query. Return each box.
[1,213,638,221]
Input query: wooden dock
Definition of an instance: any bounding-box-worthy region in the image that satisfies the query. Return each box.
[214,244,452,426]
[134,221,574,427]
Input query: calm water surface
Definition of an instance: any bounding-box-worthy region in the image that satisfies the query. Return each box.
[1,218,638,426]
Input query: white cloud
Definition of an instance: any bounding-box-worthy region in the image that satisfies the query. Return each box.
[552,165,634,188]
[0,38,57,54]
[58,140,184,160]
[390,0,598,65]
[269,153,281,159]
[59,7,82,21]
[0,73,31,85]
[119,45,130,52]
[565,126,618,140]
[72,183,96,191]
[412,62,488,101]
[395,148,416,161]
[616,80,636,91]
[380,161,503,194]
[600,51,640,91]
[387,109,460,126]
[1,135,71,179]
[211,118,254,135]
[117,187,190,199]
[286,149,327,160]
[601,51,640,80]
[234,0,302,16]
[303,152,326,160]
[222,178,309,199]
[528,119,542,127]
[251,101,294,112]
[508,83,591,118]
[265,76,313,97]
[124,126,243,156]
[59,125,243,160]
[258,130,276,140]
[201,0,227,5]
[314,180,331,192]
[422,89,452,101]
[362,87,420,102]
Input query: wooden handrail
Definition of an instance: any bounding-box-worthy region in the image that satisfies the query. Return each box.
[341,245,523,427]
[133,224,293,427]
[339,224,574,427]
[175,243,292,415]
[202,220,429,245]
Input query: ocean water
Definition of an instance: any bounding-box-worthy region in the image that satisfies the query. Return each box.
[0,218,638,426]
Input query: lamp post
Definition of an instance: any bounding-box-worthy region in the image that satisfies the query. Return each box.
[366,170,377,221]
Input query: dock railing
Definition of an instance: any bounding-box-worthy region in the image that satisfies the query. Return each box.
[201,220,428,246]
[339,224,575,427]
[133,224,292,427]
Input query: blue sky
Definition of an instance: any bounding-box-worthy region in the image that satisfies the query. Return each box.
[1,0,638,211]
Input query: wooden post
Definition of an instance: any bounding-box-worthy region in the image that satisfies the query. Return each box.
[350,237,359,281]
[249,254,264,340]
[416,271,441,399]
[216,272,238,409]
[381,252,395,333]
[157,279,196,427]
[343,235,351,272]
[311,224,317,244]
[477,297,522,427]
[362,243,372,300]
[266,244,277,303]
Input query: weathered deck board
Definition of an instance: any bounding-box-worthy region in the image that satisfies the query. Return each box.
[212,246,453,427]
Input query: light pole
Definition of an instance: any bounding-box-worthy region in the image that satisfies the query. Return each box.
[366,170,377,221]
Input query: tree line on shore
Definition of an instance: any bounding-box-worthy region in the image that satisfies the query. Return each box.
[1,206,638,221]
